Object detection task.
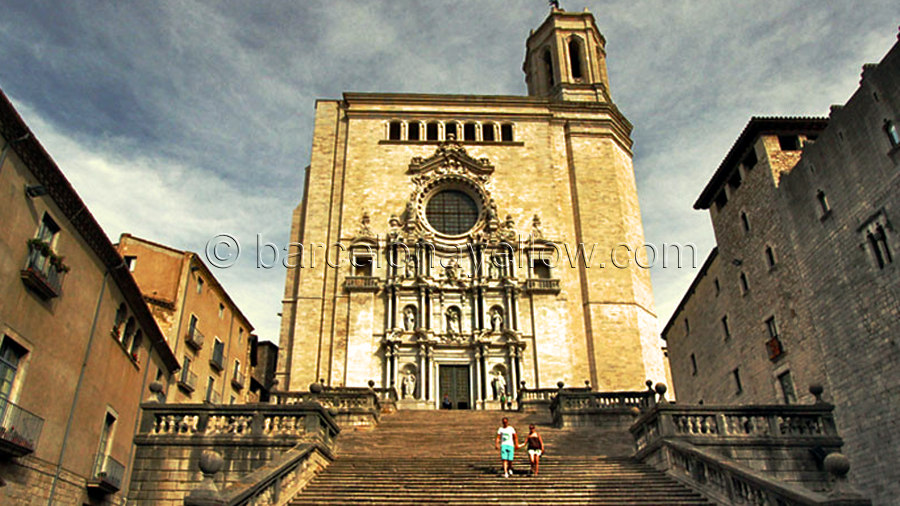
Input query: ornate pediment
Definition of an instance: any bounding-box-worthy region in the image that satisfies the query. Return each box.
[408,137,494,180]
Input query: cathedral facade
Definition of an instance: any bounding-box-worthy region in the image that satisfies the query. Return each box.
[277,9,666,408]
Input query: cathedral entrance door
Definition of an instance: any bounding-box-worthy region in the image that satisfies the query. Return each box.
[439,365,470,409]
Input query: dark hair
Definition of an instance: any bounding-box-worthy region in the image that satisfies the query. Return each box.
[529,424,535,429]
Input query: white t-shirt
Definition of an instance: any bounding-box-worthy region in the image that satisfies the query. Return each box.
[497,426,516,447]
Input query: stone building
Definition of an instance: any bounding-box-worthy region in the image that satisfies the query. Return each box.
[0,89,179,504]
[249,338,278,403]
[116,235,254,405]
[277,8,667,408]
[663,33,900,503]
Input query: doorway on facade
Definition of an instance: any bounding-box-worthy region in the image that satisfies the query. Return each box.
[438,365,470,409]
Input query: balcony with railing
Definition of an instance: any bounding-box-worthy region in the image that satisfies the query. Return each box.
[185,326,204,350]
[178,369,198,393]
[0,398,44,457]
[87,453,125,494]
[344,276,380,292]
[20,240,68,299]
[231,370,245,390]
[524,278,560,294]
[210,342,224,371]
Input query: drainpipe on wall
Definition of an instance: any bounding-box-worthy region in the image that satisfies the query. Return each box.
[47,267,111,505]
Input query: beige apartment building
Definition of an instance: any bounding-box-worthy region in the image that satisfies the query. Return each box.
[0,89,179,504]
[663,34,900,503]
[116,235,254,405]
[277,8,667,407]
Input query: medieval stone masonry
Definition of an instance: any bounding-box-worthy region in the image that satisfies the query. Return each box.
[663,33,900,504]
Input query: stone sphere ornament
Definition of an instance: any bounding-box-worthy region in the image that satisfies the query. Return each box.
[199,450,224,476]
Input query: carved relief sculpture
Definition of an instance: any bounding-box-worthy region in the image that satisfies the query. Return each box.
[357,211,374,238]
[388,214,402,239]
[444,257,460,281]
[499,214,516,242]
[531,214,544,241]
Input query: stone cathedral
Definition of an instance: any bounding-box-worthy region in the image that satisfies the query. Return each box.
[276,8,666,409]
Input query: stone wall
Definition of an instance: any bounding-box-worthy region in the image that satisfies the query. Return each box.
[663,34,900,505]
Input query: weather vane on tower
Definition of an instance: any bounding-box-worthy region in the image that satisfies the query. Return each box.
[549,0,561,9]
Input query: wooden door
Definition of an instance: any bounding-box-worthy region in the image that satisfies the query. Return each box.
[439,365,470,409]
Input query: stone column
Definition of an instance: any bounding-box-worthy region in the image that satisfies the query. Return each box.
[417,343,426,400]
[389,342,399,390]
[417,286,425,330]
[510,288,520,330]
[508,345,519,401]
[474,346,483,407]
[386,286,394,330]
[427,344,435,402]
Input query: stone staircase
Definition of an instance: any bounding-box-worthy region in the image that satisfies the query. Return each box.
[289,410,711,505]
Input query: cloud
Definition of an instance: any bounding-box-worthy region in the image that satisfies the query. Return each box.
[2,0,899,348]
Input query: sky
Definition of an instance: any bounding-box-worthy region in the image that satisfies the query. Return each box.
[2,1,898,347]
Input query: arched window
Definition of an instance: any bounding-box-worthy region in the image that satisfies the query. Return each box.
[482,123,496,142]
[129,329,143,358]
[122,317,136,348]
[463,122,477,141]
[445,122,458,140]
[568,38,583,80]
[542,49,555,88]
[113,303,127,337]
[388,121,402,140]
[408,122,421,141]
[500,123,514,142]
[426,121,440,141]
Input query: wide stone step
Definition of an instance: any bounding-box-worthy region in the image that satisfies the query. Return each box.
[288,410,710,504]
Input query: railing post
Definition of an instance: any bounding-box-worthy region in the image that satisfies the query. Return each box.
[184,450,225,506]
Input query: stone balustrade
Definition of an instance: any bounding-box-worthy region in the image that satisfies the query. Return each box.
[550,388,655,428]
[630,385,863,498]
[185,444,333,506]
[129,402,339,505]
[659,439,869,505]
[517,385,590,412]
[272,386,383,427]
[631,403,841,456]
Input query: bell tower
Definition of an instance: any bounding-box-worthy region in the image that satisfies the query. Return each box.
[523,7,612,102]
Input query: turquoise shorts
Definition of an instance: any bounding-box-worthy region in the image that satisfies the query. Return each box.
[500,445,515,461]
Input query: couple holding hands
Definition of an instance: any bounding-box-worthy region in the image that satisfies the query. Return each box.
[494,417,545,478]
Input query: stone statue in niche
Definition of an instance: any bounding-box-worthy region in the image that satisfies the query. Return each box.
[491,371,507,401]
[403,307,416,331]
[446,307,460,336]
[401,371,417,399]
[405,255,417,279]
[490,308,504,332]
